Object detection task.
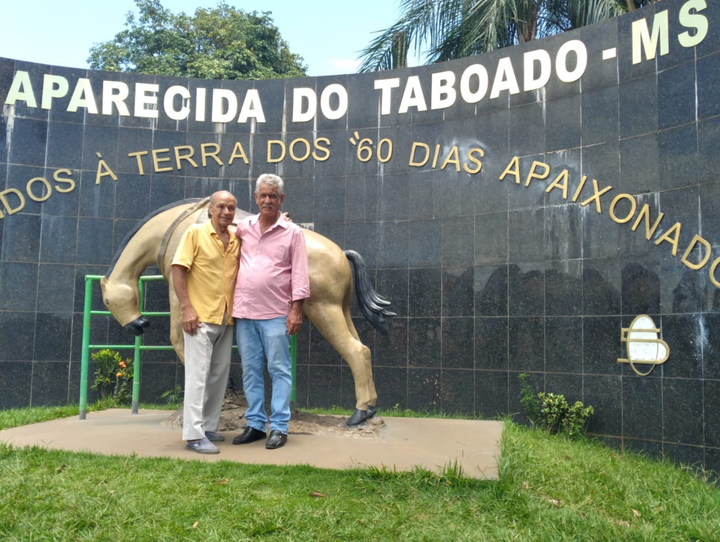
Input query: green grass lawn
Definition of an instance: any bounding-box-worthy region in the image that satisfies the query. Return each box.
[1,405,719,540]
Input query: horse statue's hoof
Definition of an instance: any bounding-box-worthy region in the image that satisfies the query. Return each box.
[347,405,378,426]
[123,316,151,336]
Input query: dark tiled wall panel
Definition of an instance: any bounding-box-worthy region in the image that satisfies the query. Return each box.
[1,0,718,470]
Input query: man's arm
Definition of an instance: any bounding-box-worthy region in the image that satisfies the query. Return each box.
[172,264,200,336]
[287,228,310,335]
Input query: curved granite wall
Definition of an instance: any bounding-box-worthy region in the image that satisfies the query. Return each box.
[1,0,719,469]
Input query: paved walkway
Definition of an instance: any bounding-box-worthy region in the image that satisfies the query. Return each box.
[0,409,503,480]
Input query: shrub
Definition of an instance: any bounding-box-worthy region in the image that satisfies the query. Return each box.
[519,373,541,425]
[561,399,594,437]
[519,374,594,437]
[161,385,184,405]
[91,349,133,405]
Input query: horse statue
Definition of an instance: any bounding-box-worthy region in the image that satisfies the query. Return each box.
[100,198,394,425]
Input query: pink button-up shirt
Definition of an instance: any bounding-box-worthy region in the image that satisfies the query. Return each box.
[232,213,310,320]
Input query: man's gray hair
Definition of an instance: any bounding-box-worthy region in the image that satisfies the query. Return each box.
[256,173,284,195]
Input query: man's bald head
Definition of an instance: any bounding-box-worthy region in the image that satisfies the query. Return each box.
[208,191,237,232]
[210,190,236,206]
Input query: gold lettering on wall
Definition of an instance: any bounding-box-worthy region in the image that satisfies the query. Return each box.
[174,145,198,170]
[228,142,249,165]
[579,179,612,213]
[54,169,76,193]
[546,170,569,199]
[609,193,637,224]
[464,148,483,174]
[26,177,52,202]
[631,204,664,239]
[440,146,460,171]
[95,152,118,184]
[0,189,25,218]
[152,148,173,173]
[655,222,682,256]
[409,142,430,166]
[432,145,443,168]
[267,140,285,163]
[312,137,331,162]
[128,151,149,175]
[289,138,311,162]
[709,257,720,288]
[571,175,587,202]
[499,156,521,184]
[200,143,222,167]
[498,155,720,289]
[0,168,77,219]
[681,235,712,270]
[525,161,550,186]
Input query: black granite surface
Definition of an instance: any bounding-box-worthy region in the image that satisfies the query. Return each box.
[0,0,718,471]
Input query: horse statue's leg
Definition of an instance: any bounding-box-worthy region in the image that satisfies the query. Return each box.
[304,299,378,415]
[167,273,185,363]
[303,234,392,426]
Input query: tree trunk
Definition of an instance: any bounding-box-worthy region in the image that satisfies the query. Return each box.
[518,5,540,44]
[392,31,408,69]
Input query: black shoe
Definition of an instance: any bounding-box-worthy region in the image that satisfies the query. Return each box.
[347,405,378,426]
[265,429,288,449]
[233,426,266,445]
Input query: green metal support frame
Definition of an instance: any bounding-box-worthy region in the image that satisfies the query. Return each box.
[78,275,297,419]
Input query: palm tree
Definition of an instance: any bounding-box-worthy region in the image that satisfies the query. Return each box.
[358,0,659,72]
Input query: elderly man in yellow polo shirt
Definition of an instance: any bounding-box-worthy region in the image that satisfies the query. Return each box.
[171,190,239,454]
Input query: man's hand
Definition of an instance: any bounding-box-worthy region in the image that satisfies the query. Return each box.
[181,305,200,336]
[287,301,303,335]
[172,265,201,336]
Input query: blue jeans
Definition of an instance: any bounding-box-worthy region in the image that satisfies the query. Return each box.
[236,317,291,434]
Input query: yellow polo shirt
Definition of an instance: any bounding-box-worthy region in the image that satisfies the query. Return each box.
[171,220,240,325]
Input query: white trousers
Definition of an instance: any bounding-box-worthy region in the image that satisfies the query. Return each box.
[182,323,233,441]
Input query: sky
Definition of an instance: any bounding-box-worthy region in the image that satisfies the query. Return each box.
[0,0,418,76]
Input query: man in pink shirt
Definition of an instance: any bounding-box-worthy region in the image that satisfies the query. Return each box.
[232,173,310,449]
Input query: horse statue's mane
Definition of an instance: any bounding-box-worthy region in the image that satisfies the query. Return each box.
[106,198,207,279]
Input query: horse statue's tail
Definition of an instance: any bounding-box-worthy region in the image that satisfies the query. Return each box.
[344,250,396,336]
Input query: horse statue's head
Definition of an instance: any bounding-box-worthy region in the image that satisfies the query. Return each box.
[99,198,212,339]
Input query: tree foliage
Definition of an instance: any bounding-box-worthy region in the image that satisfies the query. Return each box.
[89,0,306,80]
[359,0,661,72]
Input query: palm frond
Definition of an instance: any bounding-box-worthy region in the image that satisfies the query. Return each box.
[359,0,638,71]
[358,0,465,72]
